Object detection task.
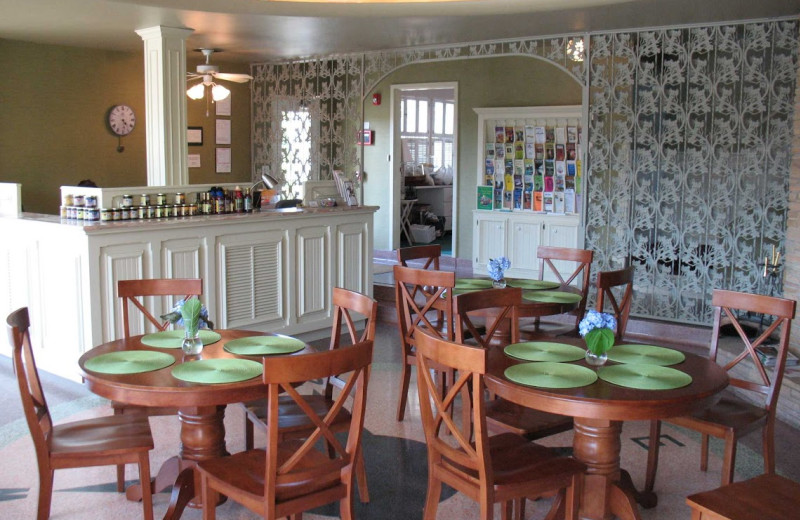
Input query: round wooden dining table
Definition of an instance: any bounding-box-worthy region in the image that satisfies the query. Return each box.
[78,329,313,520]
[484,339,729,520]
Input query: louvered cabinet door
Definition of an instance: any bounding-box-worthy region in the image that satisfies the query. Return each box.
[217,229,289,330]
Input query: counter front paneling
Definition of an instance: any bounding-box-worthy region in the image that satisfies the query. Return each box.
[1,206,376,381]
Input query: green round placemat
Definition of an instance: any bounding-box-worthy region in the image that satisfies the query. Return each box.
[84,350,175,375]
[504,341,586,362]
[522,290,582,304]
[607,344,686,366]
[171,359,263,384]
[505,362,598,389]
[597,364,692,390]
[506,278,561,290]
[140,329,222,349]
[455,278,494,290]
[224,335,306,356]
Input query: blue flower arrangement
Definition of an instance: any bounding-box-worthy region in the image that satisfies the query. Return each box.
[579,309,617,355]
[487,256,511,282]
[160,297,211,330]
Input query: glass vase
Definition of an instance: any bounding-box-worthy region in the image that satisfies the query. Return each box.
[492,278,507,289]
[182,328,203,355]
[584,349,608,366]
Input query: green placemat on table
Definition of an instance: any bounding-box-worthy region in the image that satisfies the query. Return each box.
[171,359,263,384]
[224,335,306,356]
[598,364,692,390]
[506,278,561,290]
[505,362,598,389]
[607,344,686,366]
[522,290,583,304]
[504,341,586,362]
[454,278,494,292]
[84,350,175,375]
[141,329,222,349]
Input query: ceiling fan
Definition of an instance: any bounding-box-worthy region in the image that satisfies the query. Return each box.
[186,48,253,101]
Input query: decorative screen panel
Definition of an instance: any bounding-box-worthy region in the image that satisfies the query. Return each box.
[587,21,799,324]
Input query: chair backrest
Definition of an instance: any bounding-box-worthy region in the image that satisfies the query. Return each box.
[595,266,634,340]
[260,339,373,517]
[118,278,203,337]
[325,287,378,394]
[414,328,491,484]
[396,244,442,271]
[537,246,594,327]
[454,287,521,349]
[394,265,456,347]
[709,289,796,413]
[7,307,52,470]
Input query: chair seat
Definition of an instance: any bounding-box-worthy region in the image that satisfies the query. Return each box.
[198,445,343,502]
[486,399,574,439]
[671,395,769,437]
[686,473,800,520]
[50,414,153,460]
[245,395,352,436]
[486,433,585,487]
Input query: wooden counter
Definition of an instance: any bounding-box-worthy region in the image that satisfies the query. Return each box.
[1,206,377,381]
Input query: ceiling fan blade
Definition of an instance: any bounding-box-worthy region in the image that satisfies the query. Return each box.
[213,72,253,83]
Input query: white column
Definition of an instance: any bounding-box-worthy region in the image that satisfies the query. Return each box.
[136,26,193,187]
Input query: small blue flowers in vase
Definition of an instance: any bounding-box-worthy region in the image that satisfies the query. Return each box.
[579,309,617,366]
[488,256,511,288]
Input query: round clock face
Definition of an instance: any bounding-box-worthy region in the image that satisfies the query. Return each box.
[108,105,136,136]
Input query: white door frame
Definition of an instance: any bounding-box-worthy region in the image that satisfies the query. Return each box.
[389,82,458,254]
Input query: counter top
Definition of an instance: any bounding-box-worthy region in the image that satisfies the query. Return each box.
[10,205,379,233]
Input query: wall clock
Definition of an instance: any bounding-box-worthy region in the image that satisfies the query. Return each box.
[107,104,136,152]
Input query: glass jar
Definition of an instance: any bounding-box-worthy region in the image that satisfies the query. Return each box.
[156,193,166,206]
[100,209,112,221]
[175,192,185,205]
[121,194,133,208]
[182,328,203,355]
[139,194,151,207]
[585,350,608,366]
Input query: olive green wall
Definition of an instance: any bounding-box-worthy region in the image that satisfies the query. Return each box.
[0,38,250,214]
[361,56,582,257]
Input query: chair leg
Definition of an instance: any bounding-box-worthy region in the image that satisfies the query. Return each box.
[138,453,154,520]
[423,476,442,520]
[201,473,216,520]
[565,473,582,520]
[37,469,54,520]
[763,422,775,474]
[396,361,412,421]
[244,415,255,451]
[644,419,661,493]
[720,432,737,486]
[115,407,125,490]
[354,447,370,503]
[700,433,709,472]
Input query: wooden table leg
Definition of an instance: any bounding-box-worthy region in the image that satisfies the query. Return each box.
[573,418,642,520]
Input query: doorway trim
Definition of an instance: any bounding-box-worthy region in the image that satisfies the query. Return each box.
[390,81,459,255]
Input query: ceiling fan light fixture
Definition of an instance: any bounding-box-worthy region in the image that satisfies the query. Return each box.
[187,83,206,100]
[211,83,231,101]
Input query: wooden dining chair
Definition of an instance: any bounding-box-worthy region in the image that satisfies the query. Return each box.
[454,287,575,442]
[595,266,635,341]
[197,339,373,520]
[644,289,796,491]
[396,243,442,270]
[394,264,456,421]
[118,278,204,337]
[414,328,585,520]
[522,246,594,338]
[242,287,377,502]
[685,473,800,520]
[7,307,155,520]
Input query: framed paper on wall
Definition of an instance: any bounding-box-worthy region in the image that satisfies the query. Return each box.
[187,127,203,146]
[215,148,231,173]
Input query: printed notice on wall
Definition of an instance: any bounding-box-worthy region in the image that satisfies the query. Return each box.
[215,119,231,145]
[188,154,201,168]
[215,95,231,116]
[215,148,231,173]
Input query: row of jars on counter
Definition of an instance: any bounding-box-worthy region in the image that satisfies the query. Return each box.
[60,187,258,222]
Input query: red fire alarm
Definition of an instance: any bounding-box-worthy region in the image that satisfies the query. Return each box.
[372,93,381,106]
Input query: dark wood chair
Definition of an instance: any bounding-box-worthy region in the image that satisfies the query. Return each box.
[394,264,456,421]
[7,307,155,520]
[685,473,800,520]
[197,339,373,520]
[414,328,585,520]
[645,289,796,491]
[454,287,575,443]
[522,246,594,338]
[115,278,204,483]
[396,244,442,270]
[595,266,634,341]
[242,287,377,502]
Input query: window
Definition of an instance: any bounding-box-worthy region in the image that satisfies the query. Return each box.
[400,92,454,172]
[274,97,319,199]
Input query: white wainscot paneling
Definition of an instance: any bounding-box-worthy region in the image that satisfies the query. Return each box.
[297,225,330,324]
[101,243,150,342]
[336,222,368,293]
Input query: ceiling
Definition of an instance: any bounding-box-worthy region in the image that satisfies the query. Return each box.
[0,0,797,63]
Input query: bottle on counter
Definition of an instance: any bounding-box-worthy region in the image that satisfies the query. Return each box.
[234,186,244,213]
[224,191,233,214]
[244,188,253,213]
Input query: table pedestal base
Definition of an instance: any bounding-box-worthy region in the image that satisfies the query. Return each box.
[123,405,229,520]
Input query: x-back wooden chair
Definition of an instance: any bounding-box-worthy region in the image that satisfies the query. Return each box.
[595,266,634,341]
